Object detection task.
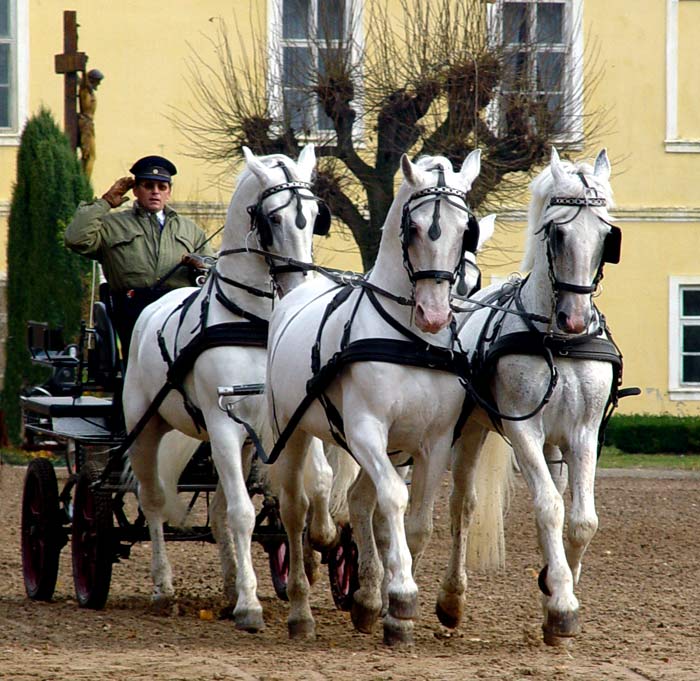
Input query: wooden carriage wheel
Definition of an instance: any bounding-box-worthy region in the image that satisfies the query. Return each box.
[266,538,290,601]
[21,458,64,600]
[71,460,114,609]
[327,524,359,612]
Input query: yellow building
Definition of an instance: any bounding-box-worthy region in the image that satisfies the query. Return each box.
[1,0,699,414]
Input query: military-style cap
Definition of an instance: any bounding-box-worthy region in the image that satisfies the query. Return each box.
[129,155,177,183]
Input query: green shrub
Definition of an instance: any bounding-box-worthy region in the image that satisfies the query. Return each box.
[604,414,700,454]
[1,109,92,444]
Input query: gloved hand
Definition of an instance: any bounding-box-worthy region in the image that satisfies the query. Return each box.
[101,176,135,208]
[181,253,211,270]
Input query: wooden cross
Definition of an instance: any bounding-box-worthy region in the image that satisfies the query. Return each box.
[54,11,86,150]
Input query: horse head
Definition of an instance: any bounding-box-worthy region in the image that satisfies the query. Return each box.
[397,149,482,334]
[233,145,327,297]
[524,147,617,335]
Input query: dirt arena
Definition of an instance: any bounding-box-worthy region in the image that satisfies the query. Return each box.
[0,462,698,680]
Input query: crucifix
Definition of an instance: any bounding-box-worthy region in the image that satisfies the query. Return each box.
[54,10,86,150]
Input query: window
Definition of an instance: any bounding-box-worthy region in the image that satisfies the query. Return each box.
[489,0,583,140]
[0,0,14,129]
[269,0,362,139]
[665,0,700,152]
[0,0,27,144]
[669,277,700,399]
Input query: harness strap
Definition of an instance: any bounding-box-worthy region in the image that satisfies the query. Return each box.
[159,320,269,432]
[266,338,472,464]
[461,329,624,451]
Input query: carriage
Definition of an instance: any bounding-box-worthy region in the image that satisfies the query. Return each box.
[19,297,297,610]
[18,144,358,618]
[18,143,636,647]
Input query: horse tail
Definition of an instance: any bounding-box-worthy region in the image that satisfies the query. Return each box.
[466,432,515,572]
[156,431,200,527]
[325,444,360,526]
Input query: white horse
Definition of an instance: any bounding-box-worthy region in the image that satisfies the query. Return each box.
[442,147,624,645]
[123,145,337,632]
[266,150,494,644]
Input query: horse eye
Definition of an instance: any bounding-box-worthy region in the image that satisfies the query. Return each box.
[552,226,565,250]
[269,214,282,225]
[408,222,420,240]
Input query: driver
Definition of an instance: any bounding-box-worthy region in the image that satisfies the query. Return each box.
[65,155,214,358]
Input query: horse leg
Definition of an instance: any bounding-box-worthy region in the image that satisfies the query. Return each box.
[563,437,599,585]
[507,426,579,646]
[207,421,264,633]
[210,482,237,615]
[127,418,175,611]
[404,441,451,573]
[347,420,417,647]
[436,425,488,629]
[545,444,568,496]
[347,468,383,633]
[304,437,339,550]
[272,429,316,639]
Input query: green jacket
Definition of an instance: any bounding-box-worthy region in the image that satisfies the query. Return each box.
[65,198,214,291]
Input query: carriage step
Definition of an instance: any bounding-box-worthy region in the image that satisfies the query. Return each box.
[21,395,115,418]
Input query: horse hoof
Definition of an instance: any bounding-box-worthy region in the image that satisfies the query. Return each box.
[149,596,178,616]
[542,610,580,646]
[383,616,414,647]
[388,592,418,620]
[435,600,461,630]
[288,618,316,640]
[235,609,265,633]
[351,600,380,634]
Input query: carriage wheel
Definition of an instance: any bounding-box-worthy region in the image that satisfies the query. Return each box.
[21,458,64,601]
[266,539,290,602]
[327,524,359,611]
[71,460,114,609]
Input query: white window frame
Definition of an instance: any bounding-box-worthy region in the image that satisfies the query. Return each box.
[668,276,700,400]
[487,0,583,144]
[267,0,364,143]
[665,0,700,153]
[0,0,27,146]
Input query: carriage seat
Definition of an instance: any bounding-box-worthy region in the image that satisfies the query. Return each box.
[86,300,121,390]
[27,321,79,368]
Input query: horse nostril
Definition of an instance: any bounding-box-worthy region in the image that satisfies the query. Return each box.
[556,311,569,331]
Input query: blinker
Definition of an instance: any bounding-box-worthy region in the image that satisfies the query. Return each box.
[602,225,621,264]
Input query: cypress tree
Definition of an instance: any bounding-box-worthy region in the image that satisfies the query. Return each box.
[2,108,92,443]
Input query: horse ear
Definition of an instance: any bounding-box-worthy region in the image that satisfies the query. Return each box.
[459,148,481,188]
[476,213,496,251]
[400,154,420,186]
[550,146,566,186]
[594,148,611,181]
[297,143,317,180]
[243,146,271,184]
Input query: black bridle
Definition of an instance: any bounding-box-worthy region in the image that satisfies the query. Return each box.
[400,166,480,290]
[245,162,331,277]
[539,173,621,298]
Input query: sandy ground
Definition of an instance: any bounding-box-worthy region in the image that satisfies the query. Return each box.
[1,462,699,681]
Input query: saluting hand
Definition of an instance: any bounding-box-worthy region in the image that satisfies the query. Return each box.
[102,176,136,208]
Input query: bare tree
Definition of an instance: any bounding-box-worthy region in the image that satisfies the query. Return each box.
[172,1,608,270]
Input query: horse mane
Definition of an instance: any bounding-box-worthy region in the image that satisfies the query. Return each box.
[233,152,305,192]
[520,157,615,272]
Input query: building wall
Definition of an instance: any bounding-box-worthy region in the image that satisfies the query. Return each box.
[1,0,699,413]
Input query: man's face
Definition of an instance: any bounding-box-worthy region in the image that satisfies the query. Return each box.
[133,179,171,213]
